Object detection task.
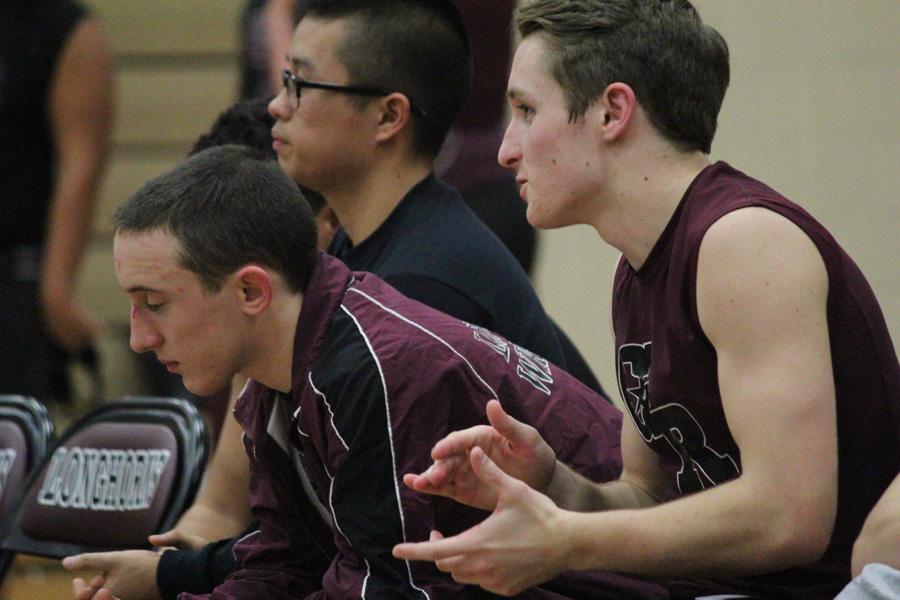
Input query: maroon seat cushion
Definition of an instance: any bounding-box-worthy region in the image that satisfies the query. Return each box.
[0,421,29,519]
[0,397,206,558]
[19,422,179,547]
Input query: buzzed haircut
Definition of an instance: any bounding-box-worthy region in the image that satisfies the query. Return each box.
[300,0,472,158]
[516,0,729,154]
[190,97,328,214]
[114,145,318,294]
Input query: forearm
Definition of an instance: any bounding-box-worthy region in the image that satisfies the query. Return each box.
[175,503,248,542]
[263,0,296,95]
[543,405,670,513]
[560,473,827,578]
[176,387,252,540]
[546,460,660,512]
[44,16,112,299]
[41,155,105,298]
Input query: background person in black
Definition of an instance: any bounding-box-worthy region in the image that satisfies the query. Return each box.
[0,0,113,408]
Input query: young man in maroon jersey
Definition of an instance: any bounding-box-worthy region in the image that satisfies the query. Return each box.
[394,1,900,598]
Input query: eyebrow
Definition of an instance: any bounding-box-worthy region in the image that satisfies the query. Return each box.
[506,87,527,101]
[124,285,162,294]
[287,55,315,73]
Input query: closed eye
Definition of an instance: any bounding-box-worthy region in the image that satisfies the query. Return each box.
[144,292,166,313]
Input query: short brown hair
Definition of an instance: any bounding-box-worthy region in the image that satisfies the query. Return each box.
[115,146,318,294]
[516,0,729,154]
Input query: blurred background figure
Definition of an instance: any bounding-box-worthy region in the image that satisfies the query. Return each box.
[436,0,537,275]
[239,0,297,99]
[0,0,113,413]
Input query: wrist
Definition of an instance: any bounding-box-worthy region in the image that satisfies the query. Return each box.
[557,510,609,573]
[543,460,572,505]
[554,509,591,573]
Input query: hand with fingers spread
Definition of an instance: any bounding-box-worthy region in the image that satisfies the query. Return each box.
[402,400,558,511]
[394,446,571,596]
[63,550,161,600]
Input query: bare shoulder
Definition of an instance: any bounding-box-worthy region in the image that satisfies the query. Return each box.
[696,206,828,347]
[62,16,111,63]
[699,206,825,276]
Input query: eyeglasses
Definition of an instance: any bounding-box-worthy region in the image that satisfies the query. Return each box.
[280,70,427,116]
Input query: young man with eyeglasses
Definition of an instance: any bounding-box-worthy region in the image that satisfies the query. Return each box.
[267,0,606,396]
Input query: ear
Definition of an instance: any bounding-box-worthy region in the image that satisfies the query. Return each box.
[598,82,637,142]
[233,265,273,316]
[373,92,413,145]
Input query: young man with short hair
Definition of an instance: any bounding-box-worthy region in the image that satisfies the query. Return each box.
[96,145,642,599]
[268,0,604,394]
[65,97,342,600]
[394,1,900,597]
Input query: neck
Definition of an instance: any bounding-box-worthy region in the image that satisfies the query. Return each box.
[325,153,432,245]
[588,139,710,271]
[242,293,303,393]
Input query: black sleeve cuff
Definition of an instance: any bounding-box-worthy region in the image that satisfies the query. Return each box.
[156,536,240,600]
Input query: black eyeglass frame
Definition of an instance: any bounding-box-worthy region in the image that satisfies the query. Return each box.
[280,70,427,117]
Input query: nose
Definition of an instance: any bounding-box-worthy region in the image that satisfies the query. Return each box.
[129,306,162,354]
[497,119,521,170]
[268,86,291,121]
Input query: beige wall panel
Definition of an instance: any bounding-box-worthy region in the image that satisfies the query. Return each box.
[77,243,129,326]
[533,227,622,405]
[114,67,239,146]
[86,0,243,55]
[94,151,189,234]
[535,0,899,400]
[91,331,153,400]
[76,243,155,398]
[67,330,151,406]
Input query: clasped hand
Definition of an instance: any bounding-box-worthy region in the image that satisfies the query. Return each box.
[394,400,572,595]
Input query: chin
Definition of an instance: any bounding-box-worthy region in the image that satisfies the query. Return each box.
[277,155,297,177]
[183,376,226,398]
[526,205,576,231]
[525,206,555,230]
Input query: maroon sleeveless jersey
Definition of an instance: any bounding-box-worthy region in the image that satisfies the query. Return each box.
[612,161,899,597]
